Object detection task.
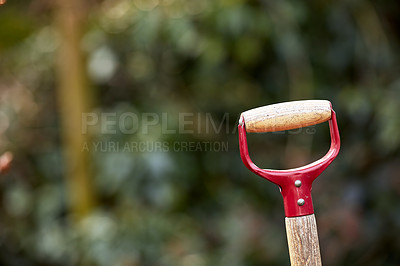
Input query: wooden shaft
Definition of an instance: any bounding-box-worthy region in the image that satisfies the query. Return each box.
[285,214,322,266]
[242,100,331,133]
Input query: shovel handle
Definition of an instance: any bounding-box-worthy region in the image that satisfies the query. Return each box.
[241,100,331,133]
[285,214,322,266]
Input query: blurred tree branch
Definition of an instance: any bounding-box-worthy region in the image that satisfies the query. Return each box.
[54,0,96,221]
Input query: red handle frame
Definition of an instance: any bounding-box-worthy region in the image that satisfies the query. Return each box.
[238,108,340,217]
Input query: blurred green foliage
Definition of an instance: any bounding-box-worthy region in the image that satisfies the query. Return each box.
[1,0,400,265]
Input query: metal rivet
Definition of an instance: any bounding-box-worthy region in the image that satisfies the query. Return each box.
[294,180,302,187]
[297,199,305,206]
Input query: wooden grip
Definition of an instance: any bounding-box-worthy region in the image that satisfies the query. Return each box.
[241,100,331,133]
[285,214,322,266]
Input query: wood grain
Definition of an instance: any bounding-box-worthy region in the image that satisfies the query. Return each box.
[242,100,331,133]
[285,214,322,266]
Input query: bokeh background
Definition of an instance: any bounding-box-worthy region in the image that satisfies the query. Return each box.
[1,0,400,265]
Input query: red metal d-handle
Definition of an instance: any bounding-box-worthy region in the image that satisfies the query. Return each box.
[238,110,340,217]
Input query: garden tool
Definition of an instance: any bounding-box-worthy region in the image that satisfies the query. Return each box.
[238,100,340,266]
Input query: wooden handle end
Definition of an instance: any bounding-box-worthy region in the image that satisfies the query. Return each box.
[242,100,332,133]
